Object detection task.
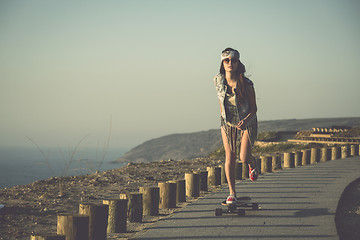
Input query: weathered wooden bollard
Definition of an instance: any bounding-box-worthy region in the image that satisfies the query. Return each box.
[320,147,331,162]
[120,192,143,222]
[331,146,340,160]
[346,145,351,157]
[257,158,262,174]
[185,173,200,198]
[321,148,327,162]
[327,147,332,161]
[57,214,89,240]
[158,182,177,208]
[207,167,221,186]
[31,235,65,240]
[294,151,302,167]
[272,155,282,171]
[310,148,320,164]
[261,156,272,173]
[235,162,242,180]
[139,187,159,216]
[242,161,249,178]
[219,165,227,184]
[350,145,357,156]
[169,179,186,203]
[284,152,295,168]
[79,203,108,240]
[103,199,128,233]
[302,149,311,165]
[199,171,208,192]
[341,145,350,159]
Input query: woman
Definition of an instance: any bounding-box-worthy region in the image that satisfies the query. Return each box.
[214,47,259,204]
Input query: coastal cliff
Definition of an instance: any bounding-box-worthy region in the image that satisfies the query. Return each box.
[115,117,360,163]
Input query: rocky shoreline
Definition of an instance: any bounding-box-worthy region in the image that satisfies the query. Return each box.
[0,154,359,240]
[0,156,223,240]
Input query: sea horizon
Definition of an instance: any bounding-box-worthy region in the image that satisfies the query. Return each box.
[0,146,128,189]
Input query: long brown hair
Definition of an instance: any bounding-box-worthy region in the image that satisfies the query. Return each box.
[219,48,249,104]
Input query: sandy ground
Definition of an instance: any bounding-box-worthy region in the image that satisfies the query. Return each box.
[0,156,359,240]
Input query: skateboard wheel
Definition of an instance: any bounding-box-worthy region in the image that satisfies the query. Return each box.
[228,205,236,213]
[237,209,245,217]
[215,208,223,216]
[252,203,259,210]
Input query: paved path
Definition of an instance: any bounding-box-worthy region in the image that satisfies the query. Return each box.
[132,156,360,240]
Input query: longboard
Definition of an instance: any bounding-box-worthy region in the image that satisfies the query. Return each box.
[215,197,259,216]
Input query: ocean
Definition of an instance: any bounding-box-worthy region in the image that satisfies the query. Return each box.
[0,146,128,189]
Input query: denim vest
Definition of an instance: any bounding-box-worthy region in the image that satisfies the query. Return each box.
[213,73,253,123]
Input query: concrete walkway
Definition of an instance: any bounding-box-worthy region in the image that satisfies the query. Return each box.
[131,156,360,240]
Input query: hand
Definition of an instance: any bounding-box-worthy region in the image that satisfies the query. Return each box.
[236,119,246,130]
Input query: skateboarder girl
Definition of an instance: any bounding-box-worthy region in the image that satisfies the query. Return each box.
[214,48,259,204]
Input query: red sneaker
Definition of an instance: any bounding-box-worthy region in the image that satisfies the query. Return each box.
[249,167,258,181]
[226,195,237,204]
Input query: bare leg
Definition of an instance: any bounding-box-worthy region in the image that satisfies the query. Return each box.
[239,130,256,168]
[221,127,236,196]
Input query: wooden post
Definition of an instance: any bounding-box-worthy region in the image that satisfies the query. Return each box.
[31,235,65,240]
[185,173,200,198]
[158,182,177,209]
[139,187,159,216]
[346,144,351,157]
[242,161,249,178]
[302,149,311,165]
[79,203,108,240]
[120,192,143,222]
[261,156,272,173]
[341,145,349,159]
[284,152,295,168]
[294,151,302,167]
[350,145,357,156]
[199,171,208,192]
[331,146,340,160]
[272,155,282,171]
[207,167,221,186]
[327,147,332,160]
[235,162,242,180]
[321,147,331,162]
[103,199,127,233]
[257,158,262,175]
[310,148,320,164]
[168,179,186,203]
[57,214,89,240]
[219,165,227,184]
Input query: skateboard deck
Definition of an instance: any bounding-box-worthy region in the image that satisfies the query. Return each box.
[215,197,259,216]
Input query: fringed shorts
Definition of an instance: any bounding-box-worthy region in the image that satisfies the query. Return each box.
[220,116,258,153]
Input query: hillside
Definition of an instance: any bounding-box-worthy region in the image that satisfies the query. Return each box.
[115,117,360,163]
[116,130,222,163]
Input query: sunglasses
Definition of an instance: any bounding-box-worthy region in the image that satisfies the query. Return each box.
[223,58,238,64]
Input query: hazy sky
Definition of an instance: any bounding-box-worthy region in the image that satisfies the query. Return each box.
[1,0,359,149]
